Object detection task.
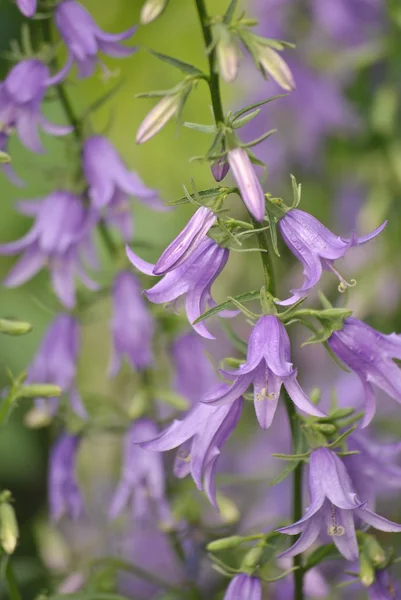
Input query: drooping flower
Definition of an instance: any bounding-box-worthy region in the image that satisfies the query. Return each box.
[16,0,37,17]
[0,132,24,187]
[227,147,266,221]
[26,315,86,418]
[203,315,325,428]
[109,420,171,525]
[0,59,72,152]
[110,271,154,376]
[223,574,262,600]
[55,0,136,79]
[278,447,401,561]
[126,238,230,339]
[328,318,401,427]
[368,568,400,600]
[49,433,84,520]
[277,208,386,305]
[0,191,98,308]
[140,398,243,508]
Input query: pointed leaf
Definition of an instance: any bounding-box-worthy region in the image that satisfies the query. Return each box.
[170,187,224,206]
[232,108,261,129]
[232,95,287,121]
[223,0,238,24]
[148,49,205,76]
[265,211,280,257]
[184,122,216,133]
[193,290,260,324]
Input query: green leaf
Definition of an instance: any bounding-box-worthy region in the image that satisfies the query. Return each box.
[2,558,22,600]
[148,49,205,76]
[193,290,260,324]
[183,122,216,133]
[232,108,261,129]
[270,418,307,486]
[223,0,238,23]
[240,128,277,148]
[170,187,224,206]
[265,212,280,257]
[232,95,286,121]
[290,174,301,208]
[304,544,341,571]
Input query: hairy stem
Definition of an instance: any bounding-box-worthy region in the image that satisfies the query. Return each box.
[194,2,303,597]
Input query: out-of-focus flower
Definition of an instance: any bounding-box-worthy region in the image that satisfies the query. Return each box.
[109,419,171,525]
[277,208,386,305]
[273,563,329,598]
[126,238,230,339]
[55,0,136,79]
[227,148,265,221]
[223,574,262,599]
[110,271,154,376]
[49,433,84,520]
[26,315,86,418]
[328,318,401,427]
[0,191,98,308]
[278,447,401,561]
[0,59,71,152]
[140,399,243,508]
[16,0,37,17]
[0,132,24,187]
[203,315,325,428]
[368,568,400,600]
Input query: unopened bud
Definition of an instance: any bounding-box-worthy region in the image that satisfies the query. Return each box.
[136,93,182,144]
[227,147,265,222]
[359,551,375,587]
[216,493,240,524]
[257,44,295,92]
[215,29,240,83]
[0,502,18,554]
[0,151,11,164]
[140,0,169,24]
[207,536,244,551]
[315,423,336,435]
[0,318,32,336]
[211,158,229,182]
[18,384,62,399]
[240,545,263,571]
[364,535,386,568]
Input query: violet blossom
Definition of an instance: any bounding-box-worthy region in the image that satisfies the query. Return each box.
[49,433,84,521]
[328,318,401,427]
[140,398,243,508]
[203,315,325,428]
[55,0,137,79]
[277,208,386,305]
[368,569,400,600]
[110,271,154,376]
[126,238,230,339]
[26,314,86,418]
[227,147,265,222]
[109,419,171,526]
[16,0,37,17]
[223,574,262,600]
[278,447,401,561]
[0,191,98,309]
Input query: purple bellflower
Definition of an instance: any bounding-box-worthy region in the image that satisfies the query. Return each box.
[82,135,163,241]
[227,147,265,222]
[369,569,400,600]
[328,317,401,427]
[109,419,172,526]
[0,191,98,308]
[110,271,154,376]
[55,0,136,79]
[203,315,325,429]
[0,59,71,152]
[224,574,262,600]
[16,0,37,17]
[126,237,229,339]
[26,314,86,418]
[140,398,243,508]
[277,208,386,305]
[278,447,401,561]
[49,433,84,521]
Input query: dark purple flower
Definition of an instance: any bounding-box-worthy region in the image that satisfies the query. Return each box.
[16,0,37,17]
[153,207,216,275]
[227,148,265,221]
[0,191,98,308]
[224,574,262,600]
[277,208,386,305]
[211,158,229,182]
[0,132,24,187]
[369,569,400,600]
[109,419,171,525]
[55,0,136,79]
[26,314,86,418]
[126,238,230,339]
[278,447,401,561]
[328,318,401,427]
[110,271,154,376]
[0,59,71,152]
[203,315,325,428]
[140,398,243,508]
[49,433,84,520]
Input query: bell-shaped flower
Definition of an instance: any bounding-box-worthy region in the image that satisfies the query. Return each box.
[368,569,400,600]
[224,574,262,600]
[55,0,136,79]
[0,59,72,152]
[126,238,229,339]
[16,0,37,17]
[278,447,401,561]
[328,317,401,427]
[26,314,86,418]
[109,419,171,525]
[227,147,265,222]
[110,271,154,376]
[140,398,243,508]
[277,208,386,305]
[203,315,325,428]
[0,191,98,308]
[49,433,84,521]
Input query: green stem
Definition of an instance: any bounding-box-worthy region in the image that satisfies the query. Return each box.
[250,216,276,295]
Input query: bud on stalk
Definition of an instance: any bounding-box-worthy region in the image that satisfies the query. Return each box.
[140,0,169,24]
[136,93,182,144]
[215,27,240,83]
[256,43,295,92]
[227,147,265,221]
[0,501,18,554]
[211,157,229,182]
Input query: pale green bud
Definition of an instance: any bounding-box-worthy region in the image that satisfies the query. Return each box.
[140,0,169,24]
[0,502,18,554]
[136,93,182,144]
[257,44,295,92]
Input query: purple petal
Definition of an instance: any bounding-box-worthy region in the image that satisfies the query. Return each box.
[253,364,281,429]
[284,375,326,418]
[51,260,76,309]
[39,115,73,137]
[4,249,45,286]
[311,448,360,509]
[227,148,265,221]
[97,25,137,43]
[16,112,43,153]
[324,504,358,561]
[202,375,254,406]
[357,507,401,532]
[97,40,137,58]
[126,245,156,276]
[278,514,322,558]
[345,220,387,247]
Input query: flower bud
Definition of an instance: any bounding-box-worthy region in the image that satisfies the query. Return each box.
[227,147,265,221]
[0,501,18,554]
[207,535,244,551]
[359,550,375,587]
[211,157,229,182]
[240,545,263,571]
[18,384,62,399]
[136,93,182,144]
[140,0,169,23]
[215,28,240,83]
[364,535,386,568]
[0,318,32,336]
[257,44,295,92]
